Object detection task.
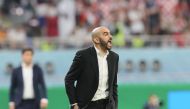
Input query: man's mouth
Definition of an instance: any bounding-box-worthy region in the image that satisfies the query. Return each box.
[108,40,112,44]
[107,40,112,47]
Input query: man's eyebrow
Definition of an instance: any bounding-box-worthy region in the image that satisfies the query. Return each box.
[103,32,109,35]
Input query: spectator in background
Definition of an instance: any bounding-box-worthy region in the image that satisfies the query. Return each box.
[57,0,75,38]
[25,3,47,48]
[85,2,102,28]
[46,2,59,37]
[26,16,42,37]
[144,94,163,109]
[0,9,11,26]
[145,0,160,34]
[132,35,145,48]
[112,22,126,47]
[1,0,13,15]
[40,39,56,51]
[127,0,145,34]
[35,3,48,35]
[7,26,27,49]
[157,0,178,33]
[170,0,188,34]
[75,0,87,27]
[0,26,7,48]
[63,26,90,48]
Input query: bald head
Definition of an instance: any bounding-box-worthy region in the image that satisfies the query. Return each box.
[91,26,109,39]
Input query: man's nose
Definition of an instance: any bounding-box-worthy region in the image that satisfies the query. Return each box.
[109,35,112,40]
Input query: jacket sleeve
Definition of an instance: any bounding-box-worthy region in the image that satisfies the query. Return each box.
[9,69,17,102]
[65,51,84,104]
[113,55,119,108]
[38,66,47,99]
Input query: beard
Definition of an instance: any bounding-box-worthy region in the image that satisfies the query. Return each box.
[99,39,112,50]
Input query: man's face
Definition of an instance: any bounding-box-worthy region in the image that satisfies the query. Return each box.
[98,28,112,50]
[22,51,33,65]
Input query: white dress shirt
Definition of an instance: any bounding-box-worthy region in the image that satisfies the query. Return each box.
[22,63,35,99]
[92,46,109,101]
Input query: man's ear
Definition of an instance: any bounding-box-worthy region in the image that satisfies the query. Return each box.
[93,37,100,44]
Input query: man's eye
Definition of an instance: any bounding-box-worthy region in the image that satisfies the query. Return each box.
[103,32,108,36]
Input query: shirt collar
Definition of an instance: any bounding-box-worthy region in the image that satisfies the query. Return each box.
[94,46,109,57]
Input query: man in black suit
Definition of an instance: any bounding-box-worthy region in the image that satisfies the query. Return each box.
[9,48,48,109]
[65,26,119,109]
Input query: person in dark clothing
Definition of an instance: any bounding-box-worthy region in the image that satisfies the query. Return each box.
[65,26,119,109]
[9,48,48,109]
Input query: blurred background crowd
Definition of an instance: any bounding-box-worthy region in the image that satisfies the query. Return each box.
[0,0,190,50]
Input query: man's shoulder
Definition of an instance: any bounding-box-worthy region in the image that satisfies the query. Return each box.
[14,66,21,71]
[12,66,21,75]
[109,50,119,58]
[33,64,42,70]
[76,47,92,55]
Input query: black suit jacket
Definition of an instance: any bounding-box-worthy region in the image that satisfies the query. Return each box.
[9,64,47,106]
[65,47,119,109]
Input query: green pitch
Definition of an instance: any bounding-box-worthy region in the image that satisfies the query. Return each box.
[1,84,190,109]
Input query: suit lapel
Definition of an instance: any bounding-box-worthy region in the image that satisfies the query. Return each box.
[107,52,114,89]
[19,66,24,87]
[32,65,36,88]
[90,47,99,81]
[17,66,24,96]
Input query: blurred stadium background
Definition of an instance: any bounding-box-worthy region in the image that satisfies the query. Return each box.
[0,0,190,109]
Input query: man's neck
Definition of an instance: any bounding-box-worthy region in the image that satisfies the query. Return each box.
[94,45,107,55]
[22,62,32,68]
